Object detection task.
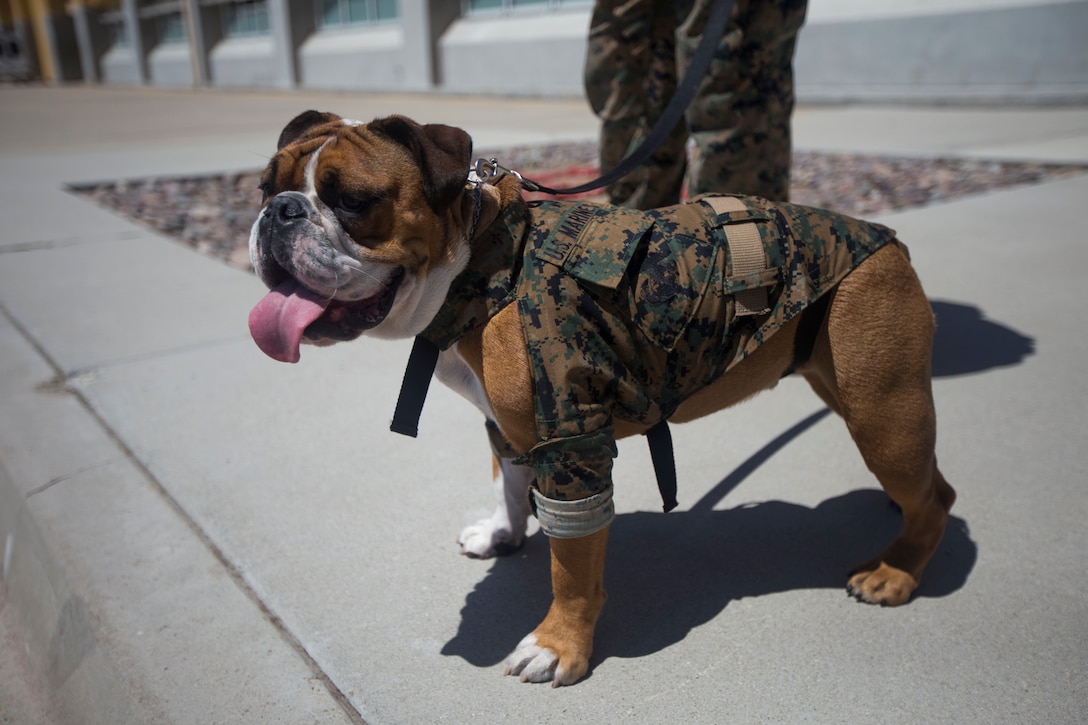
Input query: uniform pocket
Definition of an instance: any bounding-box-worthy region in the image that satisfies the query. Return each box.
[628,225,717,351]
[533,202,719,352]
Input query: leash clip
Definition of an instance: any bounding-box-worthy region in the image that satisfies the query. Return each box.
[470,158,541,192]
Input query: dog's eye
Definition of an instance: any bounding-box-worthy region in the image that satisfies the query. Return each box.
[338,193,372,214]
[257,180,272,202]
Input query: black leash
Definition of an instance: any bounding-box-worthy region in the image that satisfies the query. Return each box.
[511,0,735,196]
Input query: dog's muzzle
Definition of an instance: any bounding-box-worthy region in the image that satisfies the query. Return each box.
[248,191,406,363]
[250,192,320,289]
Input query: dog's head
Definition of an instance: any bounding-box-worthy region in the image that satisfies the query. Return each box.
[248,111,474,362]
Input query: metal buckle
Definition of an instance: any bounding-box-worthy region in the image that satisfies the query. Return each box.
[470,158,526,186]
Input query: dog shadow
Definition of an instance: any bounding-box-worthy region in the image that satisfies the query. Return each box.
[441,299,1026,670]
[930,299,1035,377]
[441,431,977,670]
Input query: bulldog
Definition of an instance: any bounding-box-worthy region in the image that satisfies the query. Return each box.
[248,111,956,687]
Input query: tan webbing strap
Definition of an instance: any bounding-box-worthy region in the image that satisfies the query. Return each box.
[705,196,770,316]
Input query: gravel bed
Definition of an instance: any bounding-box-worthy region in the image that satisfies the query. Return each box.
[71,144,1087,271]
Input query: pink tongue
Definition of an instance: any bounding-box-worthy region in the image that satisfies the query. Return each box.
[249,280,331,363]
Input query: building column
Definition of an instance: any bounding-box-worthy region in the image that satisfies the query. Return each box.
[181,0,214,85]
[398,0,430,91]
[28,0,82,81]
[399,0,456,91]
[119,0,147,82]
[267,0,312,89]
[69,0,106,82]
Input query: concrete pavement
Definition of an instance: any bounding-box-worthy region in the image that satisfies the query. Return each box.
[1,85,1087,723]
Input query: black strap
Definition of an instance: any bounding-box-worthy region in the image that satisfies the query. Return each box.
[390,335,441,438]
[520,0,736,196]
[646,421,679,512]
[391,337,681,512]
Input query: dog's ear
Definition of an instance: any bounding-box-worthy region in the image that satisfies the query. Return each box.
[369,115,473,213]
[277,110,341,150]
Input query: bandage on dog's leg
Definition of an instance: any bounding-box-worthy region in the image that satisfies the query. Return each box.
[504,527,609,687]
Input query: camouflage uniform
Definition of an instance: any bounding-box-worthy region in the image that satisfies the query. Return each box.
[584,0,808,208]
[421,191,896,537]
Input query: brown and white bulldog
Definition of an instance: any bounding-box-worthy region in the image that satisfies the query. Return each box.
[248,111,956,687]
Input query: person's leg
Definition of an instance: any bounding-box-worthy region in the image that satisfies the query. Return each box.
[680,0,808,201]
[586,0,687,209]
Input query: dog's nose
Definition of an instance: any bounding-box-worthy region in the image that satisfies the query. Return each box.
[269,193,308,222]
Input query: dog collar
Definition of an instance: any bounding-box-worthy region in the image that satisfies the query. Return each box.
[463,182,484,245]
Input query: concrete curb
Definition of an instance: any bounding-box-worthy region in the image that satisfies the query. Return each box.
[0,305,359,724]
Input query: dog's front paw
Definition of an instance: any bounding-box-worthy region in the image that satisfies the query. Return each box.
[458,517,524,558]
[503,634,588,687]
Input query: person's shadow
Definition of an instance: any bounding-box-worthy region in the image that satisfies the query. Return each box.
[441,299,1033,672]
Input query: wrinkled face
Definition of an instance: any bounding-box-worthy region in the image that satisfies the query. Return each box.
[248,112,473,363]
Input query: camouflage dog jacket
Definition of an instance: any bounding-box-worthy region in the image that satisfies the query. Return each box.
[419,193,897,537]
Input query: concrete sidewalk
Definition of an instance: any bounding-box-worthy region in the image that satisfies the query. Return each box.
[1,85,1087,723]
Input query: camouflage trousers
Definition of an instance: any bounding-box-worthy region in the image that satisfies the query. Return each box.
[585,0,808,208]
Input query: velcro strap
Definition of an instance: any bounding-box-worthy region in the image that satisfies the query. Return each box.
[705,196,771,316]
[530,486,615,539]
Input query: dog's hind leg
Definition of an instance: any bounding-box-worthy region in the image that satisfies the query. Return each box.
[803,244,956,605]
